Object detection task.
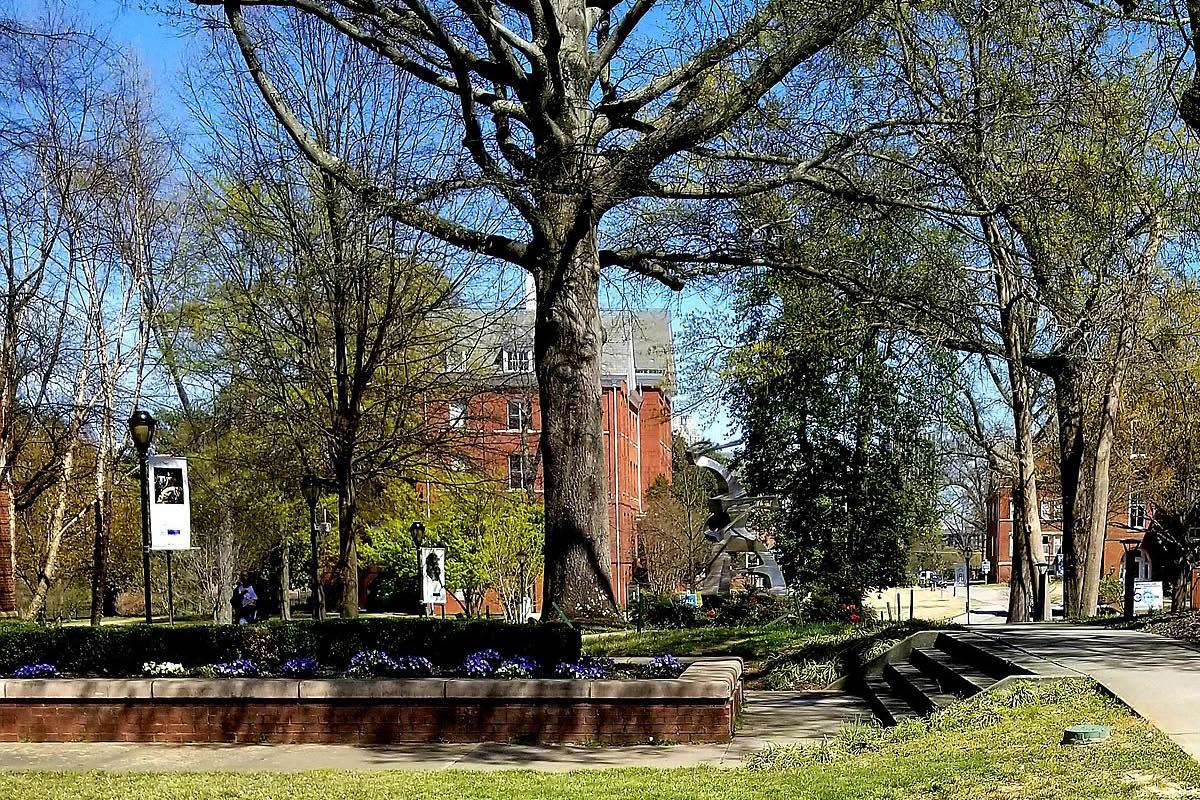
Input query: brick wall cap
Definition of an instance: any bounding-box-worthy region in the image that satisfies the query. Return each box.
[299,679,447,699]
[1,679,156,699]
[151,679,300,699]
[444,679,589,699]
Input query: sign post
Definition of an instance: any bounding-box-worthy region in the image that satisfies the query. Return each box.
[148,456,190,624]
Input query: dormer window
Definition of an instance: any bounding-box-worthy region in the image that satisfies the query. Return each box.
[501,349,534,373]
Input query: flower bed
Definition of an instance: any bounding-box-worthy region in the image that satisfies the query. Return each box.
[0,657,743,745]
[0,618,581,677]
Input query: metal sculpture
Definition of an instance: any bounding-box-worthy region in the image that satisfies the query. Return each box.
[688,442,788,597]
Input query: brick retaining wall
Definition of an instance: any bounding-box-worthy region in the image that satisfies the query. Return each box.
[0,659,742,745]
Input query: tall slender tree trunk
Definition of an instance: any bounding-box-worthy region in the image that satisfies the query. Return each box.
[215,508,235,625]
[534,208,617,620]
[987,219,1044,622]
[279,532,291,621]
[89,411,114,626]
[334,434,358,617]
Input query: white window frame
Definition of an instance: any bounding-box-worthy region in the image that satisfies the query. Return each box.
[508,453,531,490]
[448,400,466,428]
[507,400,532,431]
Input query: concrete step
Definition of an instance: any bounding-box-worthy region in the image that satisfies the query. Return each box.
[884,662,959,715]
[935,631,1025,678]
[910,647,998,696]
[862,676,918,726]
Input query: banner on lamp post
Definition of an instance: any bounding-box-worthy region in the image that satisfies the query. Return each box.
[419,546,447,605]
[149,455,191,551]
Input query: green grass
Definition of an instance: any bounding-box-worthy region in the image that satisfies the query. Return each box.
[0,680,1193,799]
[585,622,941,687]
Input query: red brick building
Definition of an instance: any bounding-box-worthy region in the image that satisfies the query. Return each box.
[438,306,675,611]
[985,485,1152,585]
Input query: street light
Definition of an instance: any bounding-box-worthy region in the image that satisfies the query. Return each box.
[1121,537,1142,621]
[300,475,325,621]
[128,409,156,624]
[410,520,425,616]
[516,549,529,622]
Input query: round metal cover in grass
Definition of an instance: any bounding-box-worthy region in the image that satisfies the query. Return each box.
[1062,724,1110,745]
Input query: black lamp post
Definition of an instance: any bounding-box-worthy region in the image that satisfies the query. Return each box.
[300,475,325,621]
[516,549,529,622]
[128,410,156,624]
[1122,537,1142,621]
[410,520,425,615]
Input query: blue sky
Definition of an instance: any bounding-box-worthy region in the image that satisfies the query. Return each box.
[91,0,737,442]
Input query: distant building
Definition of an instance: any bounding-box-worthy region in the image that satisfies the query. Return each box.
[432,303,676,612]
[985,485,1153,585]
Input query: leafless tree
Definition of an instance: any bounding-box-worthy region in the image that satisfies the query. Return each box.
[187,0,887,618]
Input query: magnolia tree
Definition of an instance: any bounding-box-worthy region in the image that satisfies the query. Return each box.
[190,0,887,618]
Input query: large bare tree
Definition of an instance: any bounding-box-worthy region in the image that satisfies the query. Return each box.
[189,0,884,617]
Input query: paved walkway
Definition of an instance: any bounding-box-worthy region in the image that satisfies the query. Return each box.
[0,690,875,772]
[966,624,1200,759]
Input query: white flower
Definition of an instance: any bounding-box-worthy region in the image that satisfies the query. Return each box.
[142,661,186,677]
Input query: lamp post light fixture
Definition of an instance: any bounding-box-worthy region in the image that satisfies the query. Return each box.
[300,475,325,621]
[516,549,530,622]
[128,410,156,624]
[1121,537,1142,621]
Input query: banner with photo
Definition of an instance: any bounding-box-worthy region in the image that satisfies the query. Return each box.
[149,455,191,551]
[419,546,447,605]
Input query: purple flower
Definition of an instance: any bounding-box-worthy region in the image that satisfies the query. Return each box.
[460,654,495,677]
[12,663,56,678]
[280,657,319,677]
[396,655,434,677]
[554,656,613,680]
[647,655,684,678]
[471,649,503,665]
[213,658,259,678]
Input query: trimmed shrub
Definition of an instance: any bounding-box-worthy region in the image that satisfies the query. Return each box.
[0,618,581,677]
[639,593,706,629]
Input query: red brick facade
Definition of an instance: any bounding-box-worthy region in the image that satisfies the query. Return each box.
[0,698,733,745]
[985,485,1149,584]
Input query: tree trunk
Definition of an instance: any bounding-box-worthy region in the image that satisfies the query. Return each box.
[534,208,618,621]
[336,469,357,618]
[988,218,1044,622]
[215,508,234,625]
[89,425,114,626]
[1053,360,1092,617]
[279,533,291,621]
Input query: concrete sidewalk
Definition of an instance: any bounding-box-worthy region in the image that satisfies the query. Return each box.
[0,691,873,772]
[966,624,1200,759]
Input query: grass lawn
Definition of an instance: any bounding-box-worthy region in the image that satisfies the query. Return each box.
[0,680,1194,799]
[585,621,941,688]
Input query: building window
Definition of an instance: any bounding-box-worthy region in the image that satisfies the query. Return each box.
[501,349,533,373]
[444,349,467,372]
[448,401,466,428]
[1129,495,1147,529]
[507,400,532,431]
[508,454,532,490]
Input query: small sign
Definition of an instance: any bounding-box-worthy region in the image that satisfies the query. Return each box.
[981,559,992,576]
[149,456,190,551]
[419,546,447,605]
[678,591,702,608]
[1133,581,1164,612]
[954,564,968,586]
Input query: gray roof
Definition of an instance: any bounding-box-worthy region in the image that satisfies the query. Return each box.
[456,307,674,393]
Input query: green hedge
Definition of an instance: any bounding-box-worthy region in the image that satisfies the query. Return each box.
[0,618,582,676]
